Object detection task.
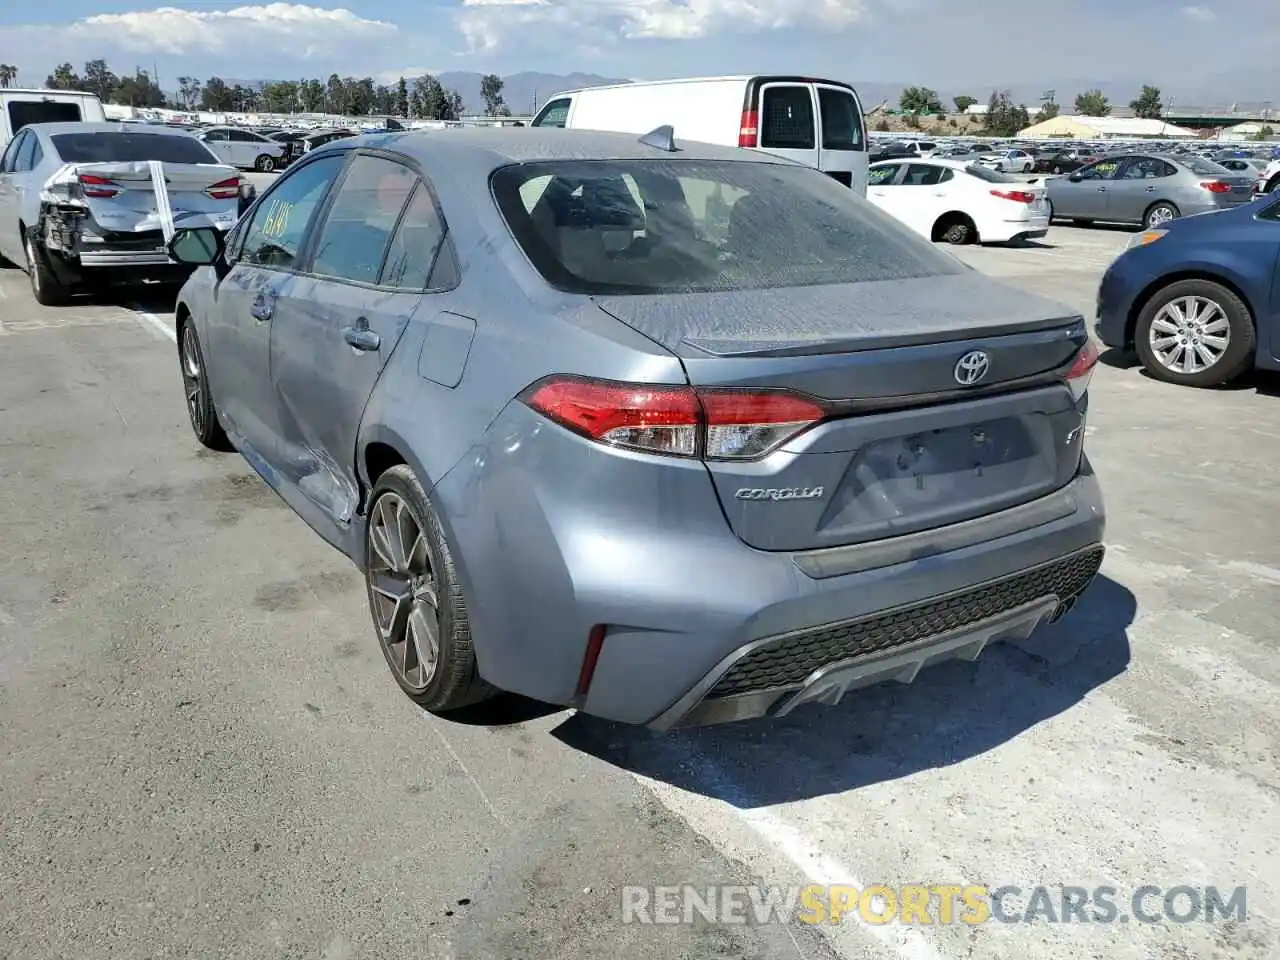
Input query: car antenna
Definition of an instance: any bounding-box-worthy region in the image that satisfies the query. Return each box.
[638,125,678,152]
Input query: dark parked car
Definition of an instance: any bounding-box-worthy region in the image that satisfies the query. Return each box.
[1033,149,1091,174]
[166,128,1105,729]
[1095,193,1280,387]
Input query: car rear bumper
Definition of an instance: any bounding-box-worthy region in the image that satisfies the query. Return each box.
[432,402,1107,729]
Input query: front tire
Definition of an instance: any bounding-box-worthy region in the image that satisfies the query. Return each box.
[1134,279,1254,387]
[1023,162,1032,173]
[365,465,495,714]
[179,321,233,450]
[935,214,977,245]
[24,231,69,306]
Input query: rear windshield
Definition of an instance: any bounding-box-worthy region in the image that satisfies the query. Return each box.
[51,132,219,165]
[8,100,82,134]
[818,88,864,151]
[962,163,1019,183]
[491,159,965,296]
[1180,156,1231,176]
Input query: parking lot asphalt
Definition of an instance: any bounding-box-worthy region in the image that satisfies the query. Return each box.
[1,216,1278,959]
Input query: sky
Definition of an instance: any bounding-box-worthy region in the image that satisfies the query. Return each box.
[0,0,1275,97]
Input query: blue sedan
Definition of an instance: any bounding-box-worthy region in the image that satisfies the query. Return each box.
[1096,195,1280,387]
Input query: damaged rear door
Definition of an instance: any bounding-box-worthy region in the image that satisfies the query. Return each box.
[269,154,438,534]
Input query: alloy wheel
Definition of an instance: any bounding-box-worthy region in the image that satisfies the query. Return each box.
[1148,296,1230,375]
[1146,205,1176,227]
[181,325,206,435]
[367,492,441,692]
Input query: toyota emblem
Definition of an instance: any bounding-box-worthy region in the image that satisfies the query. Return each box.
[953,350,991,386]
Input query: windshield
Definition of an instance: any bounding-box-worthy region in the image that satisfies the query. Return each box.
[52,132,219,165]
[1180,156,1232,176]
[491,159,965,296]
[963,163,1019,183]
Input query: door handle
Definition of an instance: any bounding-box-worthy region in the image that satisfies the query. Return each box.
[249,291,275,322]
[1097,187,1107,192]
[343,317,381,352]
[1145,186,1156,192]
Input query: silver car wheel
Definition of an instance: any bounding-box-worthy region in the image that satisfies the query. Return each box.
[1148,296,1230,374]
[1146,205,1176,227]
[367,491,440,692]
[180,325,207,434]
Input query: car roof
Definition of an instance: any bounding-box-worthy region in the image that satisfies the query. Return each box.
[26,121,196,137]
[869,157,974,171]
[331,126,798,171]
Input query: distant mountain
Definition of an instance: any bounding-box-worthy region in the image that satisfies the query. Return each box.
[436,71,628,115]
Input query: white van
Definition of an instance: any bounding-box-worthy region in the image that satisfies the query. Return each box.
[1,89,107,152]
[531,76,869,194]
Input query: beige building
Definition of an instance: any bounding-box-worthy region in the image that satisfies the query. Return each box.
[1017,114,1199,139]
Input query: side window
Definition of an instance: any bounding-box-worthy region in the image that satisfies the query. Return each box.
[309,155,417,284]
[204,129,229,142]
[867,165,899,186]
[1077,159,1118,180]
[239,155,344,270]
[533,98,571,128]
[938,168,955,183]
[380,184,448,290]
[13,132,37,172]
[1,132,27,172]
[902,164,944,186]
[29,138,43,168]
[760,86,815,150]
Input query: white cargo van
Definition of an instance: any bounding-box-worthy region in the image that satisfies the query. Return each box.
[530,76,869,194]
[0,89,107,151]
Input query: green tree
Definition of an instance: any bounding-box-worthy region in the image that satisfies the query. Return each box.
[46,63,83,90]
[899,85,942,115]
[112,69,166,107]
[1255,125,1275,141]
[176,76,201,110]
[394,77,409,117]
[325,73,346,114]
[1074,89,1111,116]
[984,90,1030,136]
[1034,101,1060,123]
[953,94,977,114]
[200,76,233,111]
[1130,85,1163,119]
[0,64,17,88]
[300,79,325,112]
[480,73,505,117]
[81,59,118,102]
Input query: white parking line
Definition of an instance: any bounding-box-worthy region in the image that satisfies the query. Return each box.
[129,304,177,343]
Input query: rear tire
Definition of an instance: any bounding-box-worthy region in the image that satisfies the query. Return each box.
[1144,202,1179,229]
[1023,162,1032,173]
[364,465,496,715]
[254,154,275,173]
[24,231,69,307]
[1134,279,1254,388]
[934,213,977,245]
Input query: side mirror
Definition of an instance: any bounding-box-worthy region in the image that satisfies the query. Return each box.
[168,226,224,266]
[1068,172,1084,182]
[237,180,257,215]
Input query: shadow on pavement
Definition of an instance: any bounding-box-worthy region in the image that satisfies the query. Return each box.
[1099,346,1139,370]
[553,574,1135,807]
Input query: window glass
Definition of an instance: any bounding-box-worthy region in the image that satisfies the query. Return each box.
[867,164,898,186]
[938,168,954,183]
[239,155,343,269]
[1181,156,1231,176]
[1076,158,1120,180]
[310,155,417,284]
[380,184,447,289]
[29,138,43,168]
[1118,157,1175,179]
[533,99,571,128]
[1,132,27,172]
[491,158,965,296]
[203,129,230,142]
[760,87,815,150]
[902,164,944,186]
[7,101,81,134]
[817,88,863,151]
[14,132,37,172]
[51,132,218,164]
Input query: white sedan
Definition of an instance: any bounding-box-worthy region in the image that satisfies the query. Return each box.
[866,158,1051,245]
[977,148,1036,173]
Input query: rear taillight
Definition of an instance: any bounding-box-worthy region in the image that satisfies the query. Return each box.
[521,377,827,460]
[1065,339,1099,401]
[990,189,1036,203]
[78,174,119,198]
[738,109,759,148]
[1200,180,1231,193]
[206,177,241,200]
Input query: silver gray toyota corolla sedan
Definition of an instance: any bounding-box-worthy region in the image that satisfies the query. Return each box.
[167,127,1106,729]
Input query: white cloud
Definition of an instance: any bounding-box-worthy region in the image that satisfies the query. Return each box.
[456,0,869,52]
[1181,5,1217,19]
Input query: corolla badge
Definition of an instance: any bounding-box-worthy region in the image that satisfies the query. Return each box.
[953,350,991,386]
[735,486,825,502]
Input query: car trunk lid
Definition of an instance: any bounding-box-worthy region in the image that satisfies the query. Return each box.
[42,161,241,232]
[594,276,1091,552]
